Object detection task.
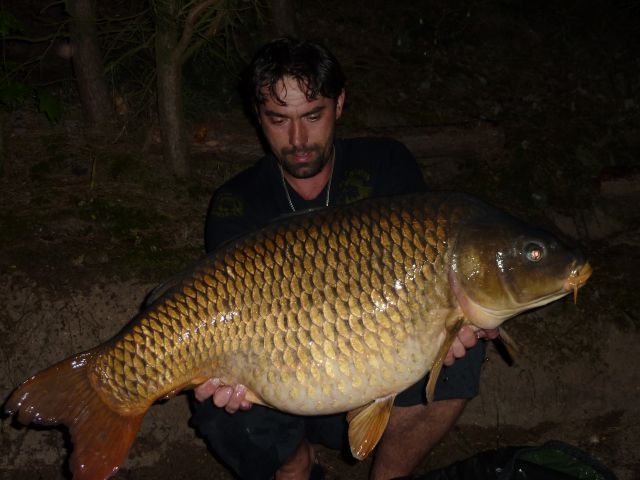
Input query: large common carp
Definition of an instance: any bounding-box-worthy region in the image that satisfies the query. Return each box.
[4,192,591,479]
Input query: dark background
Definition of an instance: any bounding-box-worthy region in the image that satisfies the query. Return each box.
[1,0,638,478]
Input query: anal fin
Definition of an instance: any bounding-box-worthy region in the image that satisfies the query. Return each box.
[426,317,464,403]
[346,394,396,460]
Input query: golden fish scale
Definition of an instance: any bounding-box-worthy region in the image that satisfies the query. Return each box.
[90,195,463,416]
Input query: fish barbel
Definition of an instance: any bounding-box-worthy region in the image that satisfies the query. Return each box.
[4,192,591,479]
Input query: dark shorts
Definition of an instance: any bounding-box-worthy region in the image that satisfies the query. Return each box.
[191,341,486,480]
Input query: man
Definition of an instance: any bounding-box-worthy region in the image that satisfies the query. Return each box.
[192,37,497,480]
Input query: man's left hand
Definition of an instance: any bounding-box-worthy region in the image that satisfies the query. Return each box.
[444,326,499,366]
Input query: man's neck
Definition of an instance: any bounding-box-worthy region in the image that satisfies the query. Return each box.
[282,157,334,201]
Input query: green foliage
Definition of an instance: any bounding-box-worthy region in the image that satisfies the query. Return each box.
[0,2,264,127]
[0,9,62,122]
[0,77,62,123]
[0,80,30,105]
[0,9,22,36]
[36,89,62,122]
[109,0,264,120]
[0,79,61,122]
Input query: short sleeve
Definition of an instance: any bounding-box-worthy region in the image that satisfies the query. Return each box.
[204,187,252,252]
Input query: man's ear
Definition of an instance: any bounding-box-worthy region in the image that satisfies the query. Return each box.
[335,89,346,119]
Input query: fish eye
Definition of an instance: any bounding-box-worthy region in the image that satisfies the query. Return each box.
[525,242,545,262]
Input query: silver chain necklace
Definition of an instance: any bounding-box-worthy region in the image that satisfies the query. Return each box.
[279,147,335,212]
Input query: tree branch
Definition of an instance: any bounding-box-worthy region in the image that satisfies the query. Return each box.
[182,6,225,63]
[104,35,156,73]
[173,0,221,64]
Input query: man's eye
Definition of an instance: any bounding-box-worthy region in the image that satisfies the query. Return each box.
[307,114,320,122]
[270,117,285,125]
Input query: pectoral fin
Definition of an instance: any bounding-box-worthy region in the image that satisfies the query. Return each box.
[346,394,396,460]
[426,318,464,403]
[498,326,520,356]
[492,326,521,366]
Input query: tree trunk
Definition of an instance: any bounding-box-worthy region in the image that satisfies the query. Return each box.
[271,0,298,37]
[66,0,113,126]
[0,111,6,177]
[154,1,190,177]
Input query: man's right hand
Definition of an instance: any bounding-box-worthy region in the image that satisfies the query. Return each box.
[194,378,252,414]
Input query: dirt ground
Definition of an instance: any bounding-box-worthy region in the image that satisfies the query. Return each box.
[1,1,639,479]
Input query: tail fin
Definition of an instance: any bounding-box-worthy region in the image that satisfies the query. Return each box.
[4,351,145,480]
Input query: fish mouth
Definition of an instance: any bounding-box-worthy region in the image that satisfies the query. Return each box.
[564,261,592,303]
[495,261,592,318]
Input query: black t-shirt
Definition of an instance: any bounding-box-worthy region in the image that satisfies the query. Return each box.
[205,137,426,252]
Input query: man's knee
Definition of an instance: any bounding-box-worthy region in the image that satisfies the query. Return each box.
[191,400,305,479]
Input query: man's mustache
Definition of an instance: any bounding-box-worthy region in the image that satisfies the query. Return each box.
[282,146,321,155]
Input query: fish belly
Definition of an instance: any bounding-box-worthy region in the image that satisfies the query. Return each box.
[245,325,448,414]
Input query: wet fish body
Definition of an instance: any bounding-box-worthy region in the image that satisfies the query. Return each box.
[4,192,591,479]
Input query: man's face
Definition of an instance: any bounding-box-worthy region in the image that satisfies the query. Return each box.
[257,76,345,179]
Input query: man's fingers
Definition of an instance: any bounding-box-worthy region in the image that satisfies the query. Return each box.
[220,384,248,414]
[485,328,500,340]
[194,378,252,414]
[213,385,234,408]
[457,326,479,349]
[444,337,467,366]
[474,328,500,341]
[451,337,467,359]
[194,378,221,402]
[443,349,456,367]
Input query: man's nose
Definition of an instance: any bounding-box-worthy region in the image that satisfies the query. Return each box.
[288,120,308,148]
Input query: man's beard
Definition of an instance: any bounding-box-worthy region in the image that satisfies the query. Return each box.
[279,144,332,179]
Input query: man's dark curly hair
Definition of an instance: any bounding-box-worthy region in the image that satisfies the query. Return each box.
[244,37,346,112]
